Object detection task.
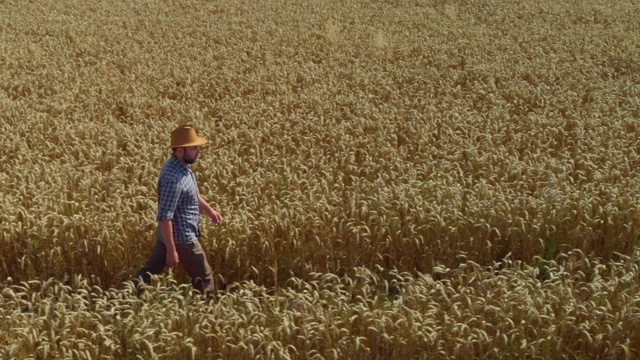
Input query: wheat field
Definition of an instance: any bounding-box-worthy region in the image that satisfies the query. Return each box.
[1,0,639,358]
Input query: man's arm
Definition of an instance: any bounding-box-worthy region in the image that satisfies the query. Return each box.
[157,177,181,266]
[159,220,179,267]
[198,195,223,224]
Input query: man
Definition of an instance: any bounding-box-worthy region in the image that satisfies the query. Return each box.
[134,125,223,296]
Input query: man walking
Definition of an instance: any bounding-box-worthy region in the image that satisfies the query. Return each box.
[134,125,222,296]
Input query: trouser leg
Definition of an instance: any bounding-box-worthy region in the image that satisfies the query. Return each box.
[176,240,216,297]
[133,240,167,287]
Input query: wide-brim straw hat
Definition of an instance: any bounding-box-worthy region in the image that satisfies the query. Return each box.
[170,126,208,148]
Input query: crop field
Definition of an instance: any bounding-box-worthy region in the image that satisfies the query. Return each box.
[1,0,640,358]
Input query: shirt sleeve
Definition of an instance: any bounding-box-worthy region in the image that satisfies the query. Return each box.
[157,177,180,221]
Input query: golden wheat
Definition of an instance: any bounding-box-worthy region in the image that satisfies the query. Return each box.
[1,0,639,358]
[1,252,640,358]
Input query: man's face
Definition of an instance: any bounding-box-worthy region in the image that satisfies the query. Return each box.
[180,146,200,164]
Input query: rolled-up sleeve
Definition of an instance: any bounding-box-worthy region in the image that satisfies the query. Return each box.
[157,177,180,221]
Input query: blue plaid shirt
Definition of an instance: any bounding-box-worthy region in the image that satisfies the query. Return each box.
[156,155,201,244]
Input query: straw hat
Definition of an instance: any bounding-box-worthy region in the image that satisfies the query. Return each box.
[170,126,208,148]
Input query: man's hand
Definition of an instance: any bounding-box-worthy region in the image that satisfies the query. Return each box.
[206,208,223,224]
[159,220,179,267]
[198,195,223,224]
[166,249,179,267]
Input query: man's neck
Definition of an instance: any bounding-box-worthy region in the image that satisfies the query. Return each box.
[172,154,189,167]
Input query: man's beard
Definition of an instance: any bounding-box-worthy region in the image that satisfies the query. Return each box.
[183,154,197,164]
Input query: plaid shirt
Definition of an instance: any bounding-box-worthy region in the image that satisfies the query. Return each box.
[156,155,201,244]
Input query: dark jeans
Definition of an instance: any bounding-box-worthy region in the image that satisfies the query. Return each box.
[134,239,215,296]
